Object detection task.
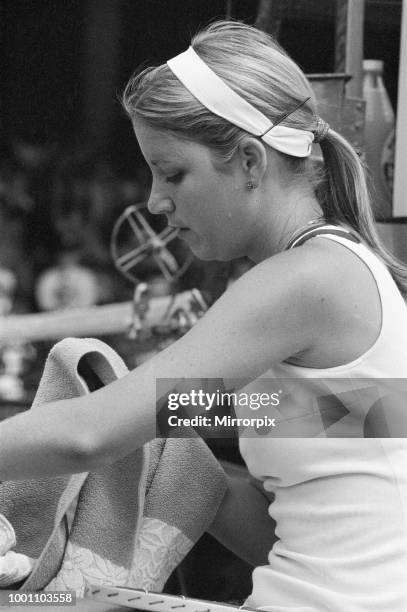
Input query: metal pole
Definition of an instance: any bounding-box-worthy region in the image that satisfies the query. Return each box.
[335,0,365,97]
[393,0,407,217]
[225,0,232,19]
[335,0,349,73]
[255,0,275,35]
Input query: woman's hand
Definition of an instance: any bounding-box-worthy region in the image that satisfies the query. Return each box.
[0,514,34,586]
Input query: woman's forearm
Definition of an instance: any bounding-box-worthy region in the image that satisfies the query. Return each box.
[0,358,160,481]
[208,471,276,567]
[0,398,101,480]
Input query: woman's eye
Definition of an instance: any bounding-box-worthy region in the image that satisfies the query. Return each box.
[166,172,183,184]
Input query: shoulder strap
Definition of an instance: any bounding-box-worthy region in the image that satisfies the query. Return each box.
[286,222,361,250]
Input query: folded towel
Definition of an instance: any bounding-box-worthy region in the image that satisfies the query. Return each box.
[0,337,227,596]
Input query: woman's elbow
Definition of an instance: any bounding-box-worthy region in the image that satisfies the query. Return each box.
[55,400,117,472]
[64,428,113,472]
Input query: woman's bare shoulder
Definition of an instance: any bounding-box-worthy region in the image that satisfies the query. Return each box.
[221,237,381,365]
[227,241,342,304]
[234,236,379,310]
[273,237,383,367]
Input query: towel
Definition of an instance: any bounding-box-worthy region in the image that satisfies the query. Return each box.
[0,337,227,596]
[0,514,34,586]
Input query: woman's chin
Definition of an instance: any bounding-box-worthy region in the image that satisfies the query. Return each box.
[191,244,233,262]
[187,240,217,261]
[181,232,233,261]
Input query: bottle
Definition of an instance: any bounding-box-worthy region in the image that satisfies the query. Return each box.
[362,59,395,220]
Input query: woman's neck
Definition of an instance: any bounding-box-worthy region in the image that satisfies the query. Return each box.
[248,187,324,263]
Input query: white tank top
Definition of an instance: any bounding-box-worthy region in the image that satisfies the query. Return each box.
[239,232,407,611]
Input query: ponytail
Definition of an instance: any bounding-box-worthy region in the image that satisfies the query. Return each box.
[317,128,407,298]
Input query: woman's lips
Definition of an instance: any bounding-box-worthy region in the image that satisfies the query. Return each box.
[168,225,192,239]
[178,228,191,238]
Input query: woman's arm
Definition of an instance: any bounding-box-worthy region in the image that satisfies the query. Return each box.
[0,248,327,481]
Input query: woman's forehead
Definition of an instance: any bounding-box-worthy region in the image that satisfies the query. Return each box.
[133,119,207,165]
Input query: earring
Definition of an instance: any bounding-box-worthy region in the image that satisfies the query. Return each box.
[246,181,256,190]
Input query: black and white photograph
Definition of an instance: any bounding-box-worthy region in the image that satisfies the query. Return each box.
[0,1,406,610]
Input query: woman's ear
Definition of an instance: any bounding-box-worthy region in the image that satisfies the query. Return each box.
[237,137,268,183]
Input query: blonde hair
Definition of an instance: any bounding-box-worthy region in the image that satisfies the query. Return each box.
[122,20,407,296]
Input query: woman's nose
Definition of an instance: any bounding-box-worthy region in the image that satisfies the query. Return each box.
[147,192,175,216]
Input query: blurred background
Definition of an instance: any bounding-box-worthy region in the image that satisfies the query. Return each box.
[0,0,405,601]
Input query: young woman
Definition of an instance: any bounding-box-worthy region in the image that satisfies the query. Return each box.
[1,20,407,611]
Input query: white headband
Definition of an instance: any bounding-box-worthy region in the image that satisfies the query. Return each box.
[167,47,314,158]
